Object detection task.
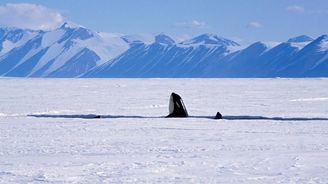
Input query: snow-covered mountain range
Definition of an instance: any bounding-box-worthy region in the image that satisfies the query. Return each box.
[0,23,129,77]
[0,23,327,77]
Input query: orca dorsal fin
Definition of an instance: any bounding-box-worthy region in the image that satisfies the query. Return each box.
[166,92,188,118]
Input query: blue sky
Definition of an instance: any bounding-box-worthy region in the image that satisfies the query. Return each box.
[0,0,327,44]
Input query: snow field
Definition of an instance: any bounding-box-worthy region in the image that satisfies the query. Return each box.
[0,78,328,183]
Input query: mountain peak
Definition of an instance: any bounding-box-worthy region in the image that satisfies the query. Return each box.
[155,33,175,45]
[287,35,313,43]
[248,41,270,49]
[317,34,328,41]
[57,22,94,41]
[314,35,328,51]
[181,33,240,46]
[307,35,328,46]
[59,22,81,30]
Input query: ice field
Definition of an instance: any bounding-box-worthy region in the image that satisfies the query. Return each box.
[0,78,328,183]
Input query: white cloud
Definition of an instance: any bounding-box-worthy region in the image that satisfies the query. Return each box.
[0,3,65,30]
[287,5,305,13]
[246,21,262,29]
[174,20,208,29]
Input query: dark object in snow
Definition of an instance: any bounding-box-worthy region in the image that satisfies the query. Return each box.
[166,92,189,118]
[214,112,223,119]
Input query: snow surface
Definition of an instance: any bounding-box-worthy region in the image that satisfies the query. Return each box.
[0,78,328,183]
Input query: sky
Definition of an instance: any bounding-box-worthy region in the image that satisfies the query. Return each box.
[0,0,327,44]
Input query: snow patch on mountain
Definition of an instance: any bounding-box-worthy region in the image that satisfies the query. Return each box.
[181,33,239,46]
[260,41,281,52]
[19,47,41,66]
[290,42,312,50]
[154,33,175,45]
[43,44,82,76]
[318,35,328,51]
[0,29,39,56]
[122,33,155,45]
[0,40,17,55]
[226,45,245,53]
[287,35,313,50]
[177,33,243,53]
[59,22,83,30]
[88,32,129,65]
[287,35,313,43]
[41,29,65,47]
[29,43,64,76]
[262,41,281,49]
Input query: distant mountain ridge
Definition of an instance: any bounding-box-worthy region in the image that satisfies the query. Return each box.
[0,23,129,77]
[0,23,327,78]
